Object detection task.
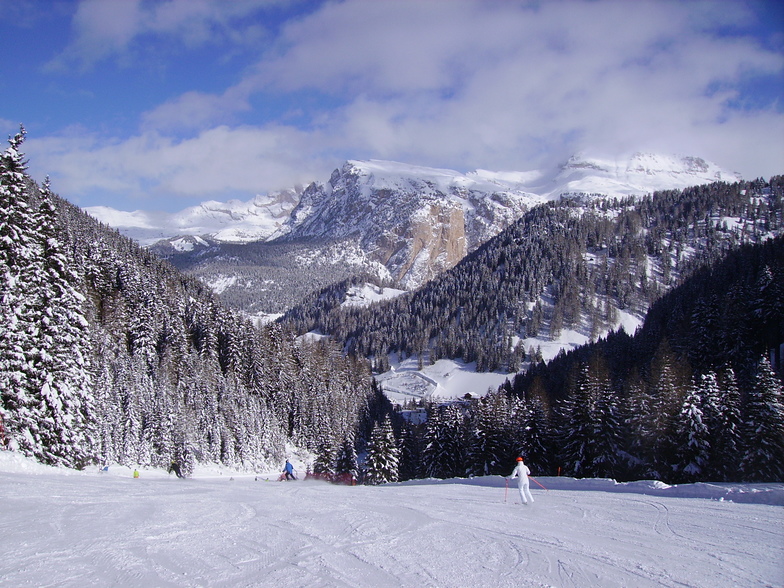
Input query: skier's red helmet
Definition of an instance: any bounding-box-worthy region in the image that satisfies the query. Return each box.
[516,457,523,461]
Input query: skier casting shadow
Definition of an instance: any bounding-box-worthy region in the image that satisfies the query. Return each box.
[509,456,534,505]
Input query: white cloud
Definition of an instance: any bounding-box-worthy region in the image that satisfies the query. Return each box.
[26,125,333,207]
[140,88,251,132]
[46,0,144,71]
[47,0,282,71]
[215,0,784,175]
[32,0,784,208]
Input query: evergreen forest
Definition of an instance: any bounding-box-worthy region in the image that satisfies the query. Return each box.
[387,238,784,484]
[1,127,782,484]
[0,128,384,473]
[281,177,783,373]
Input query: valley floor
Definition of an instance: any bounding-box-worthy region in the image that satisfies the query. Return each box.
[1,456,782,588]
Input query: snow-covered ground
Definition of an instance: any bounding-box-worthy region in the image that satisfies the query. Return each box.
[375,309,643,405]
[1,452,781,588]
[377,357,515,403]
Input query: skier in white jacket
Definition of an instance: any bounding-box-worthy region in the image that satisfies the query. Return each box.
[509,457,534,505]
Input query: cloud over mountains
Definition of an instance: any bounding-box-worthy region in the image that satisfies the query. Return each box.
[6,0,781,211]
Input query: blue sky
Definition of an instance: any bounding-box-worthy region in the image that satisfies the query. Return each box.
[1,0,782,212]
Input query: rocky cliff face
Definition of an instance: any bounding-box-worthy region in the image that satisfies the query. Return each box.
[89,153,743,312]
[277,160,541,287]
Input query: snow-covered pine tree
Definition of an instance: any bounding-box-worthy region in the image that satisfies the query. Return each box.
[712,368,743,481]
[695,371,721,480]
[421,404,442,478]
[689,297,718,368]
[334,434,359,482]
[590,382,623,479]
[646,340,689,479]
[752,265,784,368]
[740,356,784,482]
[557,356,623,479]
[421,403,466,479]
[466,392,510,476]
[0,131,95,466]
[313,438,337,477]
[363,416,399,485]
[672,382,710,483]
[0,126,39,455]
[512,393,550,475]
[26,179,96,466]
[397,421,423,481]
[624,374,654,477]
[559,363,595,478]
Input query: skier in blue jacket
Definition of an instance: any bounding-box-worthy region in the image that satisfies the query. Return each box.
[283,459,297,480]
[509,457,534,505]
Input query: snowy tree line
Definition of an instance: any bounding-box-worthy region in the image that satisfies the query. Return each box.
[0,128,94,467]
[0,128,382,471]
[351,238,784,484]
[281,177,783,373]
[356,352,783,485]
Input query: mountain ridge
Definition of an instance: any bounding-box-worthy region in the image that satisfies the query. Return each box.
[86,152,741,247]
[88,152,743,315]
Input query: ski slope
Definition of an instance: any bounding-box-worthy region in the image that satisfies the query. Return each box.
[1,454,782,588]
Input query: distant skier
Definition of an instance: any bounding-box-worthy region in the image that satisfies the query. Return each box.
[283,459,297,480]
[509,457,534,505]
[168,460,184,479]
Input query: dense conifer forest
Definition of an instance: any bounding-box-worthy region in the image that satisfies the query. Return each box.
[1,127,782,484]
[156,237,383,315]
[281,177,783,373]
[0,128,383,472]
[385,237,784,485]
[278,177,784,484]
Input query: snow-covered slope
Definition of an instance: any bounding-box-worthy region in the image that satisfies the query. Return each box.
[1,453,781,588]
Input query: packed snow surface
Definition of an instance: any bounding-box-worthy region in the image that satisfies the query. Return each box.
[1,453,781,588]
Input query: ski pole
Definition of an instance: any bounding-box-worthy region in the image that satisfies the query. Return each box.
[504,477,509,503]
[529,476,548,491]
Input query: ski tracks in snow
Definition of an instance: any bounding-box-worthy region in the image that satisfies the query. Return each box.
[0,471,781,587]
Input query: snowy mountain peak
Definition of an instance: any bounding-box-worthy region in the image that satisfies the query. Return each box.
[340,159,544,196]
[85,186,303,246]
[86,152,743,288]
[560,152,737,178]
[547,152,741,199]
[278,159,544,288]
[87,152,741,247]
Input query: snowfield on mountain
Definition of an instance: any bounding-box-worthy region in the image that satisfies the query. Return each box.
[86,152,740,248]
[1,453,781,588]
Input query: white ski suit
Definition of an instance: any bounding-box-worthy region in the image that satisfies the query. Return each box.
[510,461,534,504]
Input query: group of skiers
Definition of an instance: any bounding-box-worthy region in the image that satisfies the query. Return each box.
[158,456,535,502]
